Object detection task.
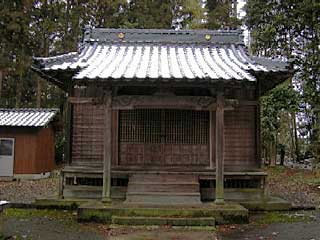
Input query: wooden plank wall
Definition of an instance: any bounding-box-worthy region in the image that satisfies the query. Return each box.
[72,103,105,164]
[36,127,55,173]
[224,105,258,170]
[0,127,55,174]
[120,143,209,166]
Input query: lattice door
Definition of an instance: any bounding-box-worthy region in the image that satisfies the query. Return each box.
[119,109,210,166]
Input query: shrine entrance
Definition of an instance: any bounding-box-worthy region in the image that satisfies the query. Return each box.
[118,109,210,167]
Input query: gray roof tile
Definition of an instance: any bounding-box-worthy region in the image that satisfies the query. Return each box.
[33,28,290,83]
[0,109,58,127]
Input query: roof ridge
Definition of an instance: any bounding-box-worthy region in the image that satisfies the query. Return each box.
[0,108,59,112]
[83,27,244,45]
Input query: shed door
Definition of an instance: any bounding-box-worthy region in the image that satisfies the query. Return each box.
[0,138,15,176]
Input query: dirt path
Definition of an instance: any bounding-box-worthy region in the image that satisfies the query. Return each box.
[1,217,102,240]
[218,211,320,240]
[220,221,320,240]
[0,209,102,240]
[1,209,320,240]
[0,209,217,240]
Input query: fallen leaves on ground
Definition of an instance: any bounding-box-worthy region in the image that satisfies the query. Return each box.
[266,166,320,206]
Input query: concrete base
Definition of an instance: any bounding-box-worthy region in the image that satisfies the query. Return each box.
[238,197,292,211]
[33,198,89,210]
[13,172,51,180]
[0,177,14,182]
[78,201,249,225]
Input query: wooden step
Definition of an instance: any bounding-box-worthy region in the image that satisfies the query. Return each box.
[111,216,215,226]
[125,195,201,205]
[126,173,201,205]
[127,182,199,192]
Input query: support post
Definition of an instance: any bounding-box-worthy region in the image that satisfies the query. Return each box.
[64,83,73,165]
[209,110,215,169]
[64,99,72,164]
[215,93,225,205]
[102,94,112,202]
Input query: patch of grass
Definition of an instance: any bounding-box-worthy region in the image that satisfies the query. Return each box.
[0,234,7,240]
[253,211,316,225]
[3,208,79,229]
[0,234,32,240]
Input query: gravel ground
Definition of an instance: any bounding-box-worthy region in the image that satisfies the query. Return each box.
[0,177,58,203]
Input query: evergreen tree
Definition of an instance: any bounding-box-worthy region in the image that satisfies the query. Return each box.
[127,0,205,29]
[206,0,240,29]
[0,0,34,107]
[245,0,320,163]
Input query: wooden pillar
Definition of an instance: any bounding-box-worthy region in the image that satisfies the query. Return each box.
[64,83,73,165]
[102,94,112,202]
[64,100,72,164]
[209,110,215,169]
[215,94,225,205]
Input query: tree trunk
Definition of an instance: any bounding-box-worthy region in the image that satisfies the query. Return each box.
[270,141,277,166]
[0,70,3,100]
[36,76,41,107]
[293,114,300,162]
[15,72,23,108]
[289,112,295,162]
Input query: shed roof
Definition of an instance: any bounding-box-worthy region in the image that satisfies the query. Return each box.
[32,28,290,88]
[0,109,58,127]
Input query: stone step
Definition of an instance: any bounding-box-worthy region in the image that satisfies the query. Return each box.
[78,202,249,225]
[127,182,199,193]
[111,216,215,226]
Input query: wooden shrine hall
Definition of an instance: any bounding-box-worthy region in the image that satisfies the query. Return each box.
[33,28,291,205]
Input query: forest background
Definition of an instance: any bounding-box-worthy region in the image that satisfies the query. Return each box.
[0,0,319,165]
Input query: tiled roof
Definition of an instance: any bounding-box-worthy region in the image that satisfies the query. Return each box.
[0,109,58,127]
[33,28,289,83]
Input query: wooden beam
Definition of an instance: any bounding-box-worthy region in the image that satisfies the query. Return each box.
[68,97,95,104]
[215,93,225,205]
[69,95,247,110]
[102,93,112,202]
[112,95,216,110]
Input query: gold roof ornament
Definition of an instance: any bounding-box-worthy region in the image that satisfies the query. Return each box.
[118,32,125,40]
[205,34,212,41]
